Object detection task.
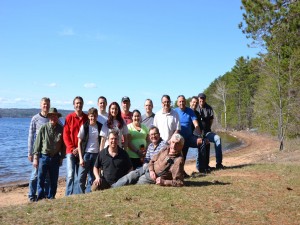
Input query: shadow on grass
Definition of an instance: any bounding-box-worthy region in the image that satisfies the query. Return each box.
[209,163,255,171]
[184,180,231,187]
[222,163,255,170]
[183,164,256,187]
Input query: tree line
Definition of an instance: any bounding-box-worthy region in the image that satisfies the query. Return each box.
[200,0,300,149]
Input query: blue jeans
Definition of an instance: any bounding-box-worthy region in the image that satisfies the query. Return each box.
[206,132,222,164]
[112,165,146,188]
[181,135,208,171]
[37,154,60,200]
[78,152,98,194]
[28,164,50,200]
[136,169,155,185]
[65,153,80,196]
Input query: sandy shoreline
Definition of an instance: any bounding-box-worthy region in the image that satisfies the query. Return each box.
[0,130,282,207]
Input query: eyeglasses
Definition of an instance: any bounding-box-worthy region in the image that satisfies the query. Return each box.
[150,132,159,137]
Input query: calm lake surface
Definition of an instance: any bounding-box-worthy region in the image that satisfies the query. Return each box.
[0,118,242,186]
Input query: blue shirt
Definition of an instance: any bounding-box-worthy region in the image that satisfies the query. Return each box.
[175,107,197,139]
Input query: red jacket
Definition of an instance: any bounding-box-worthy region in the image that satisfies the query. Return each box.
[63,112,88,154]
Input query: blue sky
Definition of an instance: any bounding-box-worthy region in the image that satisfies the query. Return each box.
[0,0,258,112]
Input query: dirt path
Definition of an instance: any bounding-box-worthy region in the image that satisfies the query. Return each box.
[0,131,293,208]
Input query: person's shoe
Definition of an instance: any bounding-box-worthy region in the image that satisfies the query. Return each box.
[198,168,210,174]
[216,163,225,170]
[29,195,37,202]
[205,167,211,173]
[191,171,205,178]
[183,171,190,178]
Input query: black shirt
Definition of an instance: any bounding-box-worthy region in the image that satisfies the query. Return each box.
[198,103,214,134]
[94,146,132,185]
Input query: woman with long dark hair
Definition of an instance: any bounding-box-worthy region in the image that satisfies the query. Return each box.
[100,102,128,150]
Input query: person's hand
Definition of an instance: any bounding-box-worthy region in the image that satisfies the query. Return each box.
[205,138,210,144]
[33,158,38,168]
[155,177,165,186]
[73,148,78,156]
[79,158,84,167]
[28,155,33,162]
[137,150,144,158]
[93,177,101,186]
[196,138,203,146]
[150,171,157,181]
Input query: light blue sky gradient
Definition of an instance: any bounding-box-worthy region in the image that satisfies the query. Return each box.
[0,0,258,112]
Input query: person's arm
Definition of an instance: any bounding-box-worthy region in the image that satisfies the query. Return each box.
[60,140,66,166]
[93,166,102,186]
[33,127,44,168]
[27,117,36,162]
[148,152,159,181]
[192,119,202,136]
[78,138,84,167]
[100,137,106,151]
[173,110,181,136]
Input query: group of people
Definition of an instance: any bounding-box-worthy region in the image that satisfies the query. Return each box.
[27,93,224,201]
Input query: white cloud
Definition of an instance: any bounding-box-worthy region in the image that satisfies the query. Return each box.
[84,83,97,88]
[14,98,23,102]
[48,82,58,87]
[86,100,94,106]
[59,27,75,36]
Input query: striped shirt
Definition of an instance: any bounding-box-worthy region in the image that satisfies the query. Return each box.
[144,138,168,163]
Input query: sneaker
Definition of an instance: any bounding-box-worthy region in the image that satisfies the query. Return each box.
[216,163,225,170]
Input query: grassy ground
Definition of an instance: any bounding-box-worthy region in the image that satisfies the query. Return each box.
[1,163,299,225]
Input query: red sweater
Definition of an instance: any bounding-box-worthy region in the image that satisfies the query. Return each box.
[63,112,88,154]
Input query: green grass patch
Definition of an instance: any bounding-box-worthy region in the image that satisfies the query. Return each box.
[1,164,299,225]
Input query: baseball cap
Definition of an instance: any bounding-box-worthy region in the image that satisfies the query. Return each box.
[121,96,130,102]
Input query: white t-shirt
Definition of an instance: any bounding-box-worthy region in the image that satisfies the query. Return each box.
[78,124,100,153]
[97,112,108,125]
[153,109,181,142]
[100,119,129,148]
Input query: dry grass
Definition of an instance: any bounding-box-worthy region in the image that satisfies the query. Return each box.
[1,163,299,225]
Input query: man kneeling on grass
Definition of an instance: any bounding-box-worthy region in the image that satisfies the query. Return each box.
[113,133,185,187]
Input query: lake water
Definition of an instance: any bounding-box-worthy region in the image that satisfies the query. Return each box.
[0,118,242,186]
